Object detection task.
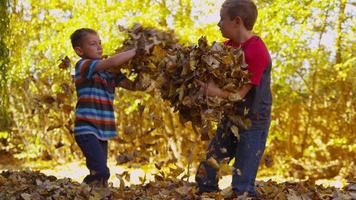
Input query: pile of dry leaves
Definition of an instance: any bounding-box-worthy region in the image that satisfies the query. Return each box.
[115,24,251,136]
[1,170,355,200]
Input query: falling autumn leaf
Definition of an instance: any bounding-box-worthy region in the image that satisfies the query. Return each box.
[58,56,71,69]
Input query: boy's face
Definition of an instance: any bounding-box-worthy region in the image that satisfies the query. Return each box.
[75,33,103,59]
[218,7,242,40]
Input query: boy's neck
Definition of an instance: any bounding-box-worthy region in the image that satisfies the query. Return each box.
[232,30,254,44]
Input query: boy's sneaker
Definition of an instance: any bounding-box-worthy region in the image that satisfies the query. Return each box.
[229,192,262,200]
[198,191,222,200]
[90,179,108,188]
[83,178,108,188]
[196,188,221,195]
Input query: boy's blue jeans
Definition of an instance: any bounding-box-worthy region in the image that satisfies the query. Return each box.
[75,134,110,184]
[195,120,269,196]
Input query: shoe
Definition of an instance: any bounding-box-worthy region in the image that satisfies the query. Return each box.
[196,187,221,195]
[83,177,108,188]
[230,192,262,200]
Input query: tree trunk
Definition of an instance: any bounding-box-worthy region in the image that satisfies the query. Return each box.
[0,0,10,130]
[335,0,346,64]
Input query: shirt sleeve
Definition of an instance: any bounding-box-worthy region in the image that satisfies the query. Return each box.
[244,43,270,86]
[75,59,99,79]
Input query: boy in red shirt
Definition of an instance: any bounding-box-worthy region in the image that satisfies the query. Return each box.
[195,0,272,197]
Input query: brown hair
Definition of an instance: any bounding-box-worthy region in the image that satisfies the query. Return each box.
[70,28,97,48]
[222,0,258,30]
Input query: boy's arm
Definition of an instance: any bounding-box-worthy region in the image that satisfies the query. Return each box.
[200,40,270,100]
[77,44,153,80]
[76,49,136,80]
[117,78,135,91]
[197,79,252,101]
[94,48,136,72]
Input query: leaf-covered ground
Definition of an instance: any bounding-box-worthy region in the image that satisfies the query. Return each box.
[0,170,355,200]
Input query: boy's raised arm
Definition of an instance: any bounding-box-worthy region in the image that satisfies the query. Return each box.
[94,48,136,72]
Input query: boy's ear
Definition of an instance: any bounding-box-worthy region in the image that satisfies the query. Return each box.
[233,16,243,27]
[74,47,83,56]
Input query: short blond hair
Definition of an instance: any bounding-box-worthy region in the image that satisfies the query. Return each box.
[222,0,258,30]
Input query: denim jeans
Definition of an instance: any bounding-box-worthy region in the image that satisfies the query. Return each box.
[75,134,110,184]
[195,120,269,196]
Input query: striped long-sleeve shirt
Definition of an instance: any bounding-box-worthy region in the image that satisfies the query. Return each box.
[74,59,125,140]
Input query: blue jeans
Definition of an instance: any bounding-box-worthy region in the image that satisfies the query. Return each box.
[195,120,269,196]
[75,134,110,184]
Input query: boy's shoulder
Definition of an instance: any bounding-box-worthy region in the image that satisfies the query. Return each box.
[223,36,268,49]
[243,36,267,49]
[74,58,85,67]
[243,36,269,57]
[223,36,269,58]
[75,58,101,68]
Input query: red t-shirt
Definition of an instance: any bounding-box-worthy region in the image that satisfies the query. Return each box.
[224,36,270,86]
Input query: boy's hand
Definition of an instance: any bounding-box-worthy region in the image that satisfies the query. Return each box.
[133,77,146,91]
[196,79,226,98]
[196,79,250,101]
[135,43,154,57]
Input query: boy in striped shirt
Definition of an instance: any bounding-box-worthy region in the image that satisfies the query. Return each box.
[70,28,150,187]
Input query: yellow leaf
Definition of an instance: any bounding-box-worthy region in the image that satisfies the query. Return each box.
[230,125,239,140]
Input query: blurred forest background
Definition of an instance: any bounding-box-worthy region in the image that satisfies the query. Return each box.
[0,0,355,185]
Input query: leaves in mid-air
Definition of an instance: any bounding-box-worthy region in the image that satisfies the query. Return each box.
[115,24,252,139]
